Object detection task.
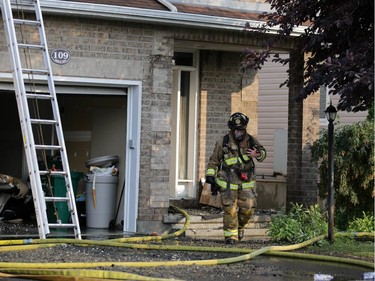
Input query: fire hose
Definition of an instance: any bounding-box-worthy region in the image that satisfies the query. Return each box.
[0,206,373,281]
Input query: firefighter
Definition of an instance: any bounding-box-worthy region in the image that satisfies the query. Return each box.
[205,112,266,244]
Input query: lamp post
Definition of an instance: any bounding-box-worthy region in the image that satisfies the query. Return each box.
[325,103,337,243]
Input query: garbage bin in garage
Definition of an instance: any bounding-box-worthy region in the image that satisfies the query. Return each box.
[45,171,84,224]
[85,173,118,228]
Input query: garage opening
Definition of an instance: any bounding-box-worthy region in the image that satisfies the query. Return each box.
[0,78,141,233]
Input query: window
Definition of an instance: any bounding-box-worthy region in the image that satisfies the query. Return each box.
[173,52,194,66]
[170,51,198,198]
[320,86,329,119]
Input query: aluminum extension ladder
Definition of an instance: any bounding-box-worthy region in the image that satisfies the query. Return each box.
[1,0,81,239]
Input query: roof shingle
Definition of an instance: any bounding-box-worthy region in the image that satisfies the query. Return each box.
[64,0,263,21]
[65,0,169,11]
[174,4,261,21]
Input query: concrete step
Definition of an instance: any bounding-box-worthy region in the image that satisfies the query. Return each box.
[165,213,272,241]
[181,227,269,241]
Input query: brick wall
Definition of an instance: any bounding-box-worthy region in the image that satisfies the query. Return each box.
[198,50,258,182]
[42,17,175,227]
[1,14,175,230]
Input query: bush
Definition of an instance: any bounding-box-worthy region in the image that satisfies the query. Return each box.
[267,203,328,244]
[348,212,375,232]
[311,112,374,230]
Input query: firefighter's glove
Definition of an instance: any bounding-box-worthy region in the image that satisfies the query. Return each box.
[211,183,219,196]
[205,176,215,185]
[206,176,218,195]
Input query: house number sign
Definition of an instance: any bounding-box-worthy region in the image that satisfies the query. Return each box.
[50,48,71,65]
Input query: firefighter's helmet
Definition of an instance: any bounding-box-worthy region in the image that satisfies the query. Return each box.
[228,112,249,130]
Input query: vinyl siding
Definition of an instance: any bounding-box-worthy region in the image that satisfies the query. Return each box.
[256,54,289,177]
[256,55,368,179]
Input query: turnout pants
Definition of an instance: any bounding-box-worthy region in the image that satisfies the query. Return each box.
[221,187,257,240]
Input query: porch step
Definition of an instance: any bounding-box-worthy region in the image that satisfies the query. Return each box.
[166,212,272,241]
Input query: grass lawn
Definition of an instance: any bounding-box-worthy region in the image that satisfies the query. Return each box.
[306,236,374,262]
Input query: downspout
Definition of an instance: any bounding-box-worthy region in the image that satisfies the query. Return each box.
[157,0,177,12]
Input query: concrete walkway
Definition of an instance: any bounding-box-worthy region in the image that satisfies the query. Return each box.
[166,209,272,241]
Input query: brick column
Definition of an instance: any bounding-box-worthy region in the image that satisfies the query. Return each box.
[286,50,320,209]
[137,31,173,233]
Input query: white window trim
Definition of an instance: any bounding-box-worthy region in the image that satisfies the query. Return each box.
[170,51,199,199]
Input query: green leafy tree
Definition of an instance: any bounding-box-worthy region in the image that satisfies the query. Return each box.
[311,110,374,230]
[242,0,374,111]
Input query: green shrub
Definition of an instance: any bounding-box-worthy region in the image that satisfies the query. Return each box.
[267,203,328,244]
[311,112,374,230]
[348,212,375,232]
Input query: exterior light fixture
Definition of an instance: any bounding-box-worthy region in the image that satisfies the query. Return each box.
[325,103,337,122]
[325,102,337,243]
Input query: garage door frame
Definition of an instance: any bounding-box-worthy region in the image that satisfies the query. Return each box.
[0,73,142,233]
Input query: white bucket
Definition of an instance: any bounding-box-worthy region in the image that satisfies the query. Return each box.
[85,174,118,228]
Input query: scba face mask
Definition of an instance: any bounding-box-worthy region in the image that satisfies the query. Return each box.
[234,129,246,141]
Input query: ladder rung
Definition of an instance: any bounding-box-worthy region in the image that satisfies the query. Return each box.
[48,223,78,228]
[45,196,69,202]
[39,170,67,176]
[22,68,49,75]
[26,93,54,100]
[18,43,45,50]
[30,118,57,125]
[13,19,41,26]
[35,144,62,150]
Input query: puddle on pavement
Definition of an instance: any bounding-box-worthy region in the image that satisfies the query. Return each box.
[249,256,369,281]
